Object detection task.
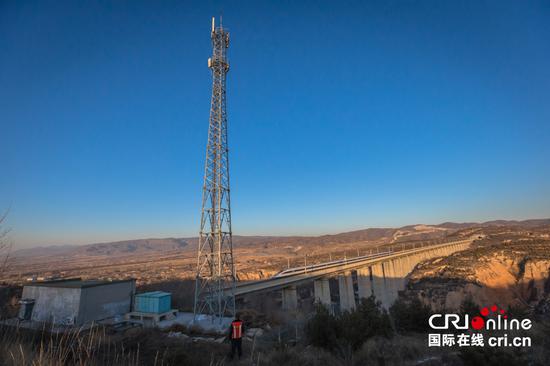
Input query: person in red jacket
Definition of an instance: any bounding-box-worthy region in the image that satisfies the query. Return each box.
[228,314,244,360]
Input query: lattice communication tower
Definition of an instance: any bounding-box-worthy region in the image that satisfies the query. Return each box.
[193,17,236,322]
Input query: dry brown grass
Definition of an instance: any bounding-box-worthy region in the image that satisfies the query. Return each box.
[0,324,141,366]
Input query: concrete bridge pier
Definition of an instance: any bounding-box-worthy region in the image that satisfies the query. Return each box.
[371,263,387,308]
[382,260,399,307]
[314,278,331,307]
[338,272,356,311]
[392,257,407,290]
[404,254,415,274]
[357,267,373,300]
[282,286,298,311]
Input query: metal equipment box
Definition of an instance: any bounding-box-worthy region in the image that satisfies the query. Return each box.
[134,291,171,314]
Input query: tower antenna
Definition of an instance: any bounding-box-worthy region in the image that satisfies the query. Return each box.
[194,17,235,324]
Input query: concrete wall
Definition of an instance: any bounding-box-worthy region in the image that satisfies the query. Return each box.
[22,286,81,324]
[78,281,135,324]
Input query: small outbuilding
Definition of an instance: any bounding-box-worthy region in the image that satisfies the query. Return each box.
[134,291,172,314]
[124,291,176,326]
[21,278,135,325]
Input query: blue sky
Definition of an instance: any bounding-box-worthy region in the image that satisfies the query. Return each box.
[1,1,549,249]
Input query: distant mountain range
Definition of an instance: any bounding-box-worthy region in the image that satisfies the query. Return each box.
[13,219,550,259]
[436,218,550,229]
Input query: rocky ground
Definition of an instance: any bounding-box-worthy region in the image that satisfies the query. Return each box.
[403,225,550,313]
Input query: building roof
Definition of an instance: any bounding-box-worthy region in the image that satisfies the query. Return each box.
[25,278,135,289]
[135,291,171,298]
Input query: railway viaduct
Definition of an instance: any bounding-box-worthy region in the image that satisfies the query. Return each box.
[234,238,474,312]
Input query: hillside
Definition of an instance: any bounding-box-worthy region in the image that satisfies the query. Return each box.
[402,225,550,311]
[12,218,550,260]
[5,219,550,286]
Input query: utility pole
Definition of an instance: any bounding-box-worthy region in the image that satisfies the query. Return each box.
[194,17,235,323]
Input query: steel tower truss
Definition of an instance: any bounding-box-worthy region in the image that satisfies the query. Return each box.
[194,17,235,322]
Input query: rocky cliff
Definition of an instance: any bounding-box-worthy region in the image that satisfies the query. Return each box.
[403,236,550,312]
